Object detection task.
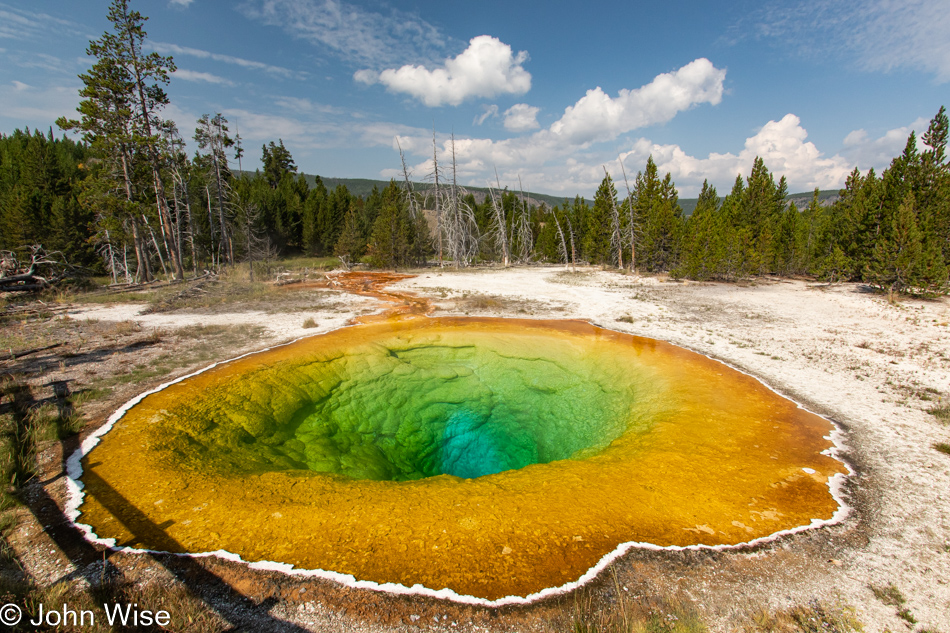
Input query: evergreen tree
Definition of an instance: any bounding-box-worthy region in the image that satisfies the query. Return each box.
[334,206,365,262]
[583,174,618,265]
[635,158,683,271]
[58,0,182,280]
[369,181,411,269]
[675,180,723,279]
[261,140,296,189]
[865,192,948,295]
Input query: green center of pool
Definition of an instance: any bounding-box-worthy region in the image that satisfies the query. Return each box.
[160,333,654,481]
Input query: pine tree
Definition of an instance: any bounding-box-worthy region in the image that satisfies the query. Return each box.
[866,192,948,295]
[334,206,364,262]
[369,181,411,269]
[676,180,722,279]
[58,0,183,280]
[261,140,296,189]
[584,173,618,265]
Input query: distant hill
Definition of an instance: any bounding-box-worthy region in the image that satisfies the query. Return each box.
[239,171,585,209]
[311,176,585,210]
[679,189,841,217]
[240,171,840,216]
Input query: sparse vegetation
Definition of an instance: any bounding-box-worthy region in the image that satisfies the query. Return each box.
[455,292,545,314]
[928,403,950,423]
[870,583,917,625]
[745,599,864,633]
[570,589,706,633]
[302,317,318,328]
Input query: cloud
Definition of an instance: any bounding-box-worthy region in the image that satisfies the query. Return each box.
[386,59,728,195]
[391,111,865,198]
[0,81,81,127]
[239,0,451,68]
[839,117,930,169]
[549,58,726,145]
[503,104,540,132]
[169,0,195,6]
[739,0,950,82]
[357,36,531,107]
[474,105,499,126]
[149,42,303,79]
[0,4,86,41]
[617,114,852,196]
[173,69,235,86]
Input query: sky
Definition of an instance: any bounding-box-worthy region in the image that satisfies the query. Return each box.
[1,0,948,198]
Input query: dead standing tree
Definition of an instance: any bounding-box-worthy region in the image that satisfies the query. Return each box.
[429,134,478,268]
[195,113,235,268]
[396,138,421,220]
[619,157,638,272]
[512,177,533,263]
[553,213,575,272]
[604,166,624,269]
[487,169,510,267]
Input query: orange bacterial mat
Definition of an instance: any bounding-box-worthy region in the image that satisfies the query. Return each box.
[71,316,848,602]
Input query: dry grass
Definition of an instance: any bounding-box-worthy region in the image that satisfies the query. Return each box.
[745,599,864,633]
[302,317,318,329]
[570,589,706,633]
[455,292,547,314]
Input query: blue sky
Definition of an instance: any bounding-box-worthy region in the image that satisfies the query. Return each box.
[1,0,948,197]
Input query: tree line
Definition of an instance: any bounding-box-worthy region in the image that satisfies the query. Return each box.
[0,0,947,297]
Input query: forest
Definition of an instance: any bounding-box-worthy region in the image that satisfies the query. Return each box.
[0,0,948,297]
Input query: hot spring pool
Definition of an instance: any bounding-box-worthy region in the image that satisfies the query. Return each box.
[70,317,848,603]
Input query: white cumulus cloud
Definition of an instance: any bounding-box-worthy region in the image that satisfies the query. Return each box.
[383,58,730,194]
[503,104,540,132]
[840,117,930,169]
[549,58,726,145]
[356,35,531,107]
[620,114,853,195]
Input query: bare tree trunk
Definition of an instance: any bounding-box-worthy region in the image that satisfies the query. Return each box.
[143,214,168,277]
[397,139,418,219]
[432,130,443,267]
[490,167,510,267]
[604,167,623,269]
[565,217,577,273]
[488,187,509,267]
[515,177,533,263]
[120,7,184,280]
[129,217,152,283]
[120,150,152,283]
[554,213,570,271]
[103,229,118,284]
[619,158,636,272]
[206,185,218,269]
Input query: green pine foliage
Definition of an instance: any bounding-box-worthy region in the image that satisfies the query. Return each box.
[367,181,431,269]
[1,0,947,298]
[0,129,98,268]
